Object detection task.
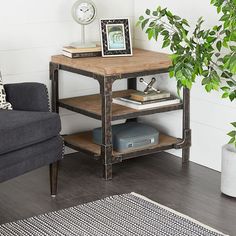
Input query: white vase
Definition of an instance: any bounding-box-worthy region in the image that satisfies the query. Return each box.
[221,144,236,197]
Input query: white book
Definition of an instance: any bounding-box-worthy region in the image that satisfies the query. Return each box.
[113,97,181,110]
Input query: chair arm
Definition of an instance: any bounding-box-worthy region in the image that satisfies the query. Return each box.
[4,83,50,112]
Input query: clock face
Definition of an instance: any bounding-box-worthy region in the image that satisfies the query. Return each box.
[73,1,96,25]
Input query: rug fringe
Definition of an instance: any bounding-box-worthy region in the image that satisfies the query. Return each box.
[131,192,229,236]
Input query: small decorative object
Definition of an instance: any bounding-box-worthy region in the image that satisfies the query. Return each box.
[0,71,12,110]
[140,78,159,94]
[93,122,159,152]
[71,0,97,48]
[100,18,132,57]
[130,78,170,102]
[221,144,236,197]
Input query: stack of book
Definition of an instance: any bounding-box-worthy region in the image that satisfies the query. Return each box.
[113,91,180,110]
[62,45,102,58]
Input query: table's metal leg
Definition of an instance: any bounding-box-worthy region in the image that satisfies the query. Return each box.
[182,88,191,164]
[50,62,59,113]
[100,77,113,180]
[49,63,60,196]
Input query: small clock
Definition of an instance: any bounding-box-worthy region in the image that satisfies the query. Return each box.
[71,0,97,47]
[72,0,96,25]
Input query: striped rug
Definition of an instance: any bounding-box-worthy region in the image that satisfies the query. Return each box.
[0,193,228,236]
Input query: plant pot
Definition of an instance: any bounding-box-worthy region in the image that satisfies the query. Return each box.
[221,144,236,197]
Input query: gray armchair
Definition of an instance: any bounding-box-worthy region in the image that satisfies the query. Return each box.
[0,83,63,197]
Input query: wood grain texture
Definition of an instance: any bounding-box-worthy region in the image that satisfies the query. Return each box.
[0,152,235,235]
[59,89,183,121]
[64,131,179,159]
[51,49,172,77]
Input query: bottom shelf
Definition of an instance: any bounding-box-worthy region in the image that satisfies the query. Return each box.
[64,131,181,161]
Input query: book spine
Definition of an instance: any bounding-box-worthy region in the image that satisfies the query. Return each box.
[62,51,102,58]
[119,97,142,105]
[113,98,180,110]
[62,46,102,53]
[131,94,170,102]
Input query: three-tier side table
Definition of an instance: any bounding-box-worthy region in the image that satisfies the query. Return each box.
[50,48,191,180]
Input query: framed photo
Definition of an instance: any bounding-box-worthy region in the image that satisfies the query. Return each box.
[100,18,133,57]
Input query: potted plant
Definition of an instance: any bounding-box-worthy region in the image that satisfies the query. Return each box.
[137,0,236,196]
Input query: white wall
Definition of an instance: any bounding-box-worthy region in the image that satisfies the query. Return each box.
[134,0,236,171]
[0,0,134,142]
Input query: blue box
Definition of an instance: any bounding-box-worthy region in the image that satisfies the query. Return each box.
[92,122,159,152]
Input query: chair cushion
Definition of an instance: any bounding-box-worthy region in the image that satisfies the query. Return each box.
[0,136,63,183]
[0,110,61,155]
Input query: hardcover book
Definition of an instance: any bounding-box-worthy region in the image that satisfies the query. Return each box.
[130,91,171,102]
[113,96,180,110]
[62,51,102,58]
[63,45,102,53]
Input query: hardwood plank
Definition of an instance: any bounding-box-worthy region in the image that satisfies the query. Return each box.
[59,89,183,121]
[51,49,172,77]
[64,131,180,159]
[0,152,235,236]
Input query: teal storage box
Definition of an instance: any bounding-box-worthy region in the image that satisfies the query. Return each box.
[92,122,159,152]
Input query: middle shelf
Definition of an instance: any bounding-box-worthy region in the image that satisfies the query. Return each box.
[59,89,183,121]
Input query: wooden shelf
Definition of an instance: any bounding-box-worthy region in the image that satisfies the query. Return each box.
[64,131,181,162]
[59,90,183,121]
[51,49,171,77]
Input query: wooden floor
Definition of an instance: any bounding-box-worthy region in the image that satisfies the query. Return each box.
[0,152,235,235]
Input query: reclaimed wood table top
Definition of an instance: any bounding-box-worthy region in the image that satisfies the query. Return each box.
[51,48,172,77]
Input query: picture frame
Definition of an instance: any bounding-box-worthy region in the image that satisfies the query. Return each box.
[100,18,133,57]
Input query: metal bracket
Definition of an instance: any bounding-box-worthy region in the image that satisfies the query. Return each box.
[174,129,192,149]
[49,63,60,80]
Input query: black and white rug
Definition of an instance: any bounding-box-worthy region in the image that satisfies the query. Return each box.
[0,193,228,236]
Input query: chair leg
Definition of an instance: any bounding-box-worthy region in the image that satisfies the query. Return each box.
[50,161,59,198]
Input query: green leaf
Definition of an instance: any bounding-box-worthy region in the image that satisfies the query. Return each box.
[202,70,209,77]
[153,11,158,16]
[227,131,236,137]
[221,86,230,92]
[136,21,141,27]
[162,39,171,48]
[141,19,149,30]
[202,77,210,85]
[216,41,222,51]
[174,15,181,20]
[222,92,229,98]
[209,31,216,35]
[182,19,190,27]
[169,70,174,78]
[227,81,235,87]
[166,11,173,17]
[229,137,235,144]
[148,29,154,40]
[229,92,235,101]
[231,122,236,128]
[205,84,212,92]
[220,14,229,22]
[145,9,151,15]
[222,40,228,48]
[229,54,236,74]
[139,16,144,21]
[207,36,217,43]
